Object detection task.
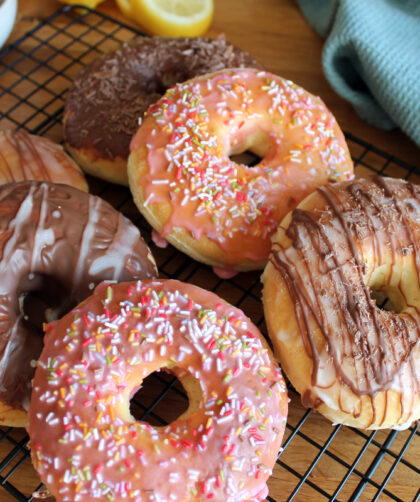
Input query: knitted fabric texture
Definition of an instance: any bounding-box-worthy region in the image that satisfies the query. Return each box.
[297,0,420,148]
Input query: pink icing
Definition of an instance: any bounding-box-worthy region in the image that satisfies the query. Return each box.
[130,69,354,268]
[28,279,288,502]
[253,483,269,501]
[151,229,169,248]
[212,266,238,279]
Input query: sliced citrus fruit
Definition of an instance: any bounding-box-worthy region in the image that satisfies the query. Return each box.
[58,0,106,8]
[115,0,132,18]
[116,0,214,37]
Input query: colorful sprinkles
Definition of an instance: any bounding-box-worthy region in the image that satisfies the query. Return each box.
[131,69,354,265]
[28,280,288,501]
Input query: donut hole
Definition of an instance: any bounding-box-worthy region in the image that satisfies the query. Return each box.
[228,129,272,167]
[370,288,404,313]
[159,71,189,92]
[229,150,261,167]
[368,265,408,313]
[18,274,71,334]
[129,367,202,426]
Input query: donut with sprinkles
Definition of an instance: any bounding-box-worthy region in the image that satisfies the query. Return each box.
[28,279,288,502]
[128,68,354,276]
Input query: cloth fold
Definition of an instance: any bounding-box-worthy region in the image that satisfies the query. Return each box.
[297,0,420,148]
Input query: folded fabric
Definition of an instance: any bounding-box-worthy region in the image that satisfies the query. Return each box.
[296,0,420,148]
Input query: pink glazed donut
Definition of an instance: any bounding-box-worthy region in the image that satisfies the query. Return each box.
[128,68,354,275]
[28,279,288,502]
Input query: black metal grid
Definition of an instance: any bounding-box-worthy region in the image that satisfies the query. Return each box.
[0,6,419,502]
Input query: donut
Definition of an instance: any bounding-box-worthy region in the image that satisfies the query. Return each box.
[28,278,288,502]
[63,36,262,186]
[0,181,157,427]
[0,129,88,191]
[262,176,420,430]
[128,68,354,275]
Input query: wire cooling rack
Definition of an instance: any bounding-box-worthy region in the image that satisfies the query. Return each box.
[0,5,419,502]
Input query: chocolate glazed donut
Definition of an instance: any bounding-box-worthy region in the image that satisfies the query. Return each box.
[263,176,420,429]
[63,35,262,185]
[0,181,157,427]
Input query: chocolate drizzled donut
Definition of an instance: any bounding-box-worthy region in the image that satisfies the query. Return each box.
[0,181,157,426]
[0,129,88,191]
[63,35,262,185]
[263,176,420,429]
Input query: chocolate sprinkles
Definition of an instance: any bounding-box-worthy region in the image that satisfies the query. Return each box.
[64,35,262,161]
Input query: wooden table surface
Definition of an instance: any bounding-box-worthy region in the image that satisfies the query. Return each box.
[1,1,419,502]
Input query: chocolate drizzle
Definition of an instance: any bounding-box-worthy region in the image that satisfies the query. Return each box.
[1,130,50,181]
[0,130,88,190]
[0,181,157,411]
[270,177,420,404]
[63,35,262,161]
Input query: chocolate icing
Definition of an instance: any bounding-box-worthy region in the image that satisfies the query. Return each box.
[0,181,157,411]
[63,35,262,160]
[270,176,420,404]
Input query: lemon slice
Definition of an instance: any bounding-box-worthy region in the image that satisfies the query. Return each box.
[115,0,133,17]
[116,0,214,37]
[58,0,106,8]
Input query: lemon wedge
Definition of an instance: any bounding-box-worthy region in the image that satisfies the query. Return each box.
[116,0,214,37]
[58,0,106,8]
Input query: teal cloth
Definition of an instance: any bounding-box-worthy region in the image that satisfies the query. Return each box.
[296,0,420,148]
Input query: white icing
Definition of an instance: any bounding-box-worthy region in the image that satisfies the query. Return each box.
[71,196,101,294]
[89,214,140,280]
[0,313,22,382]
[1,185,35,267]
[30,184,55,270]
